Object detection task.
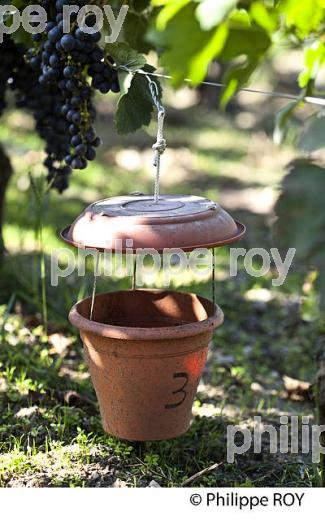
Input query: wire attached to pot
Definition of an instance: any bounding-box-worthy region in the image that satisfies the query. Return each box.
[212,248,216,309]
[89,253,100,321]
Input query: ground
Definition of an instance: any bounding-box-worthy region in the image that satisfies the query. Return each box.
[0,82,322,487]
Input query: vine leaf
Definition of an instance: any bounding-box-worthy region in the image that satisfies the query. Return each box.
[274,159,325,309]
[299,114,325,152]
[132,0,151,11]
[123,11,152,54]
[196,0,237,31]
[220,60,256,108]
[299,41,325,89]
[273,100,301,145]
[106,43,162,134]
[149,2,271,94]
[220,19,271,107]
[153,0,191,31]
[148,3,219,86]
[115,66,161,135]
[117,70,133,97]
[108,42,146,71]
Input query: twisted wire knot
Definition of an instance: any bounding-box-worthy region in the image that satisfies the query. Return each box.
[152,138,167,155]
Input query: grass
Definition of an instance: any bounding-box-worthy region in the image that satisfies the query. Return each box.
[0,89,323,487]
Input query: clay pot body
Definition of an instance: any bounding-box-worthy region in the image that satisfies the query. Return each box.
[69,289,223,441]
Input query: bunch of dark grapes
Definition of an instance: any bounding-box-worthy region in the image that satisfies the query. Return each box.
[5,41,72,192]
[0,2,120,192]
[0,35,69,191]
[13,63,72,192]
[24,0,120,191]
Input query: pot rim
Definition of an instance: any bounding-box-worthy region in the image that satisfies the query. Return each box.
[69,289,224,340]
[60,221,245,253]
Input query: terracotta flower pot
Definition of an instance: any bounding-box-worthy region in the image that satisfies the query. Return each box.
[69,289,224,441]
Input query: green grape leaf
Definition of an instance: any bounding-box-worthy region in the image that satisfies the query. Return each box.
[149,2,271,93]
[298,41,325,88]
[299,114,325,151]
[274,159,325,309]
[132,0,151,11]
[196,0,237,31]
[108,42,146,71]
[115,66,162,134]
[249,1,278,33]
[154,0,191,30]
[220,60,256,108]
[219,22,271,106]
[273,100,301,145]
[123,11,152,53]
[282,0,325,38]
[148,3,226,86]
[188,22,229,84]
[221,22,271,61]
[117,70,134,97]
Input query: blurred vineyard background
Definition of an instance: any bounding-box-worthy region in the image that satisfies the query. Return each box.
[0,46,324,487]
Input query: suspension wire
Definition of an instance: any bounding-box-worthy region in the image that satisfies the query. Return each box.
[133,69,325,107]
[132,253,137,290]
[145,74,167,203]
[117,61,325,210]
[212,248,216,309]
[117,65,167,203]
[89,253,100,321]
[115,64,325,309]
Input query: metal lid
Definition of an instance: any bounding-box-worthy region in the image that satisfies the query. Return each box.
[61,194,245,252]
